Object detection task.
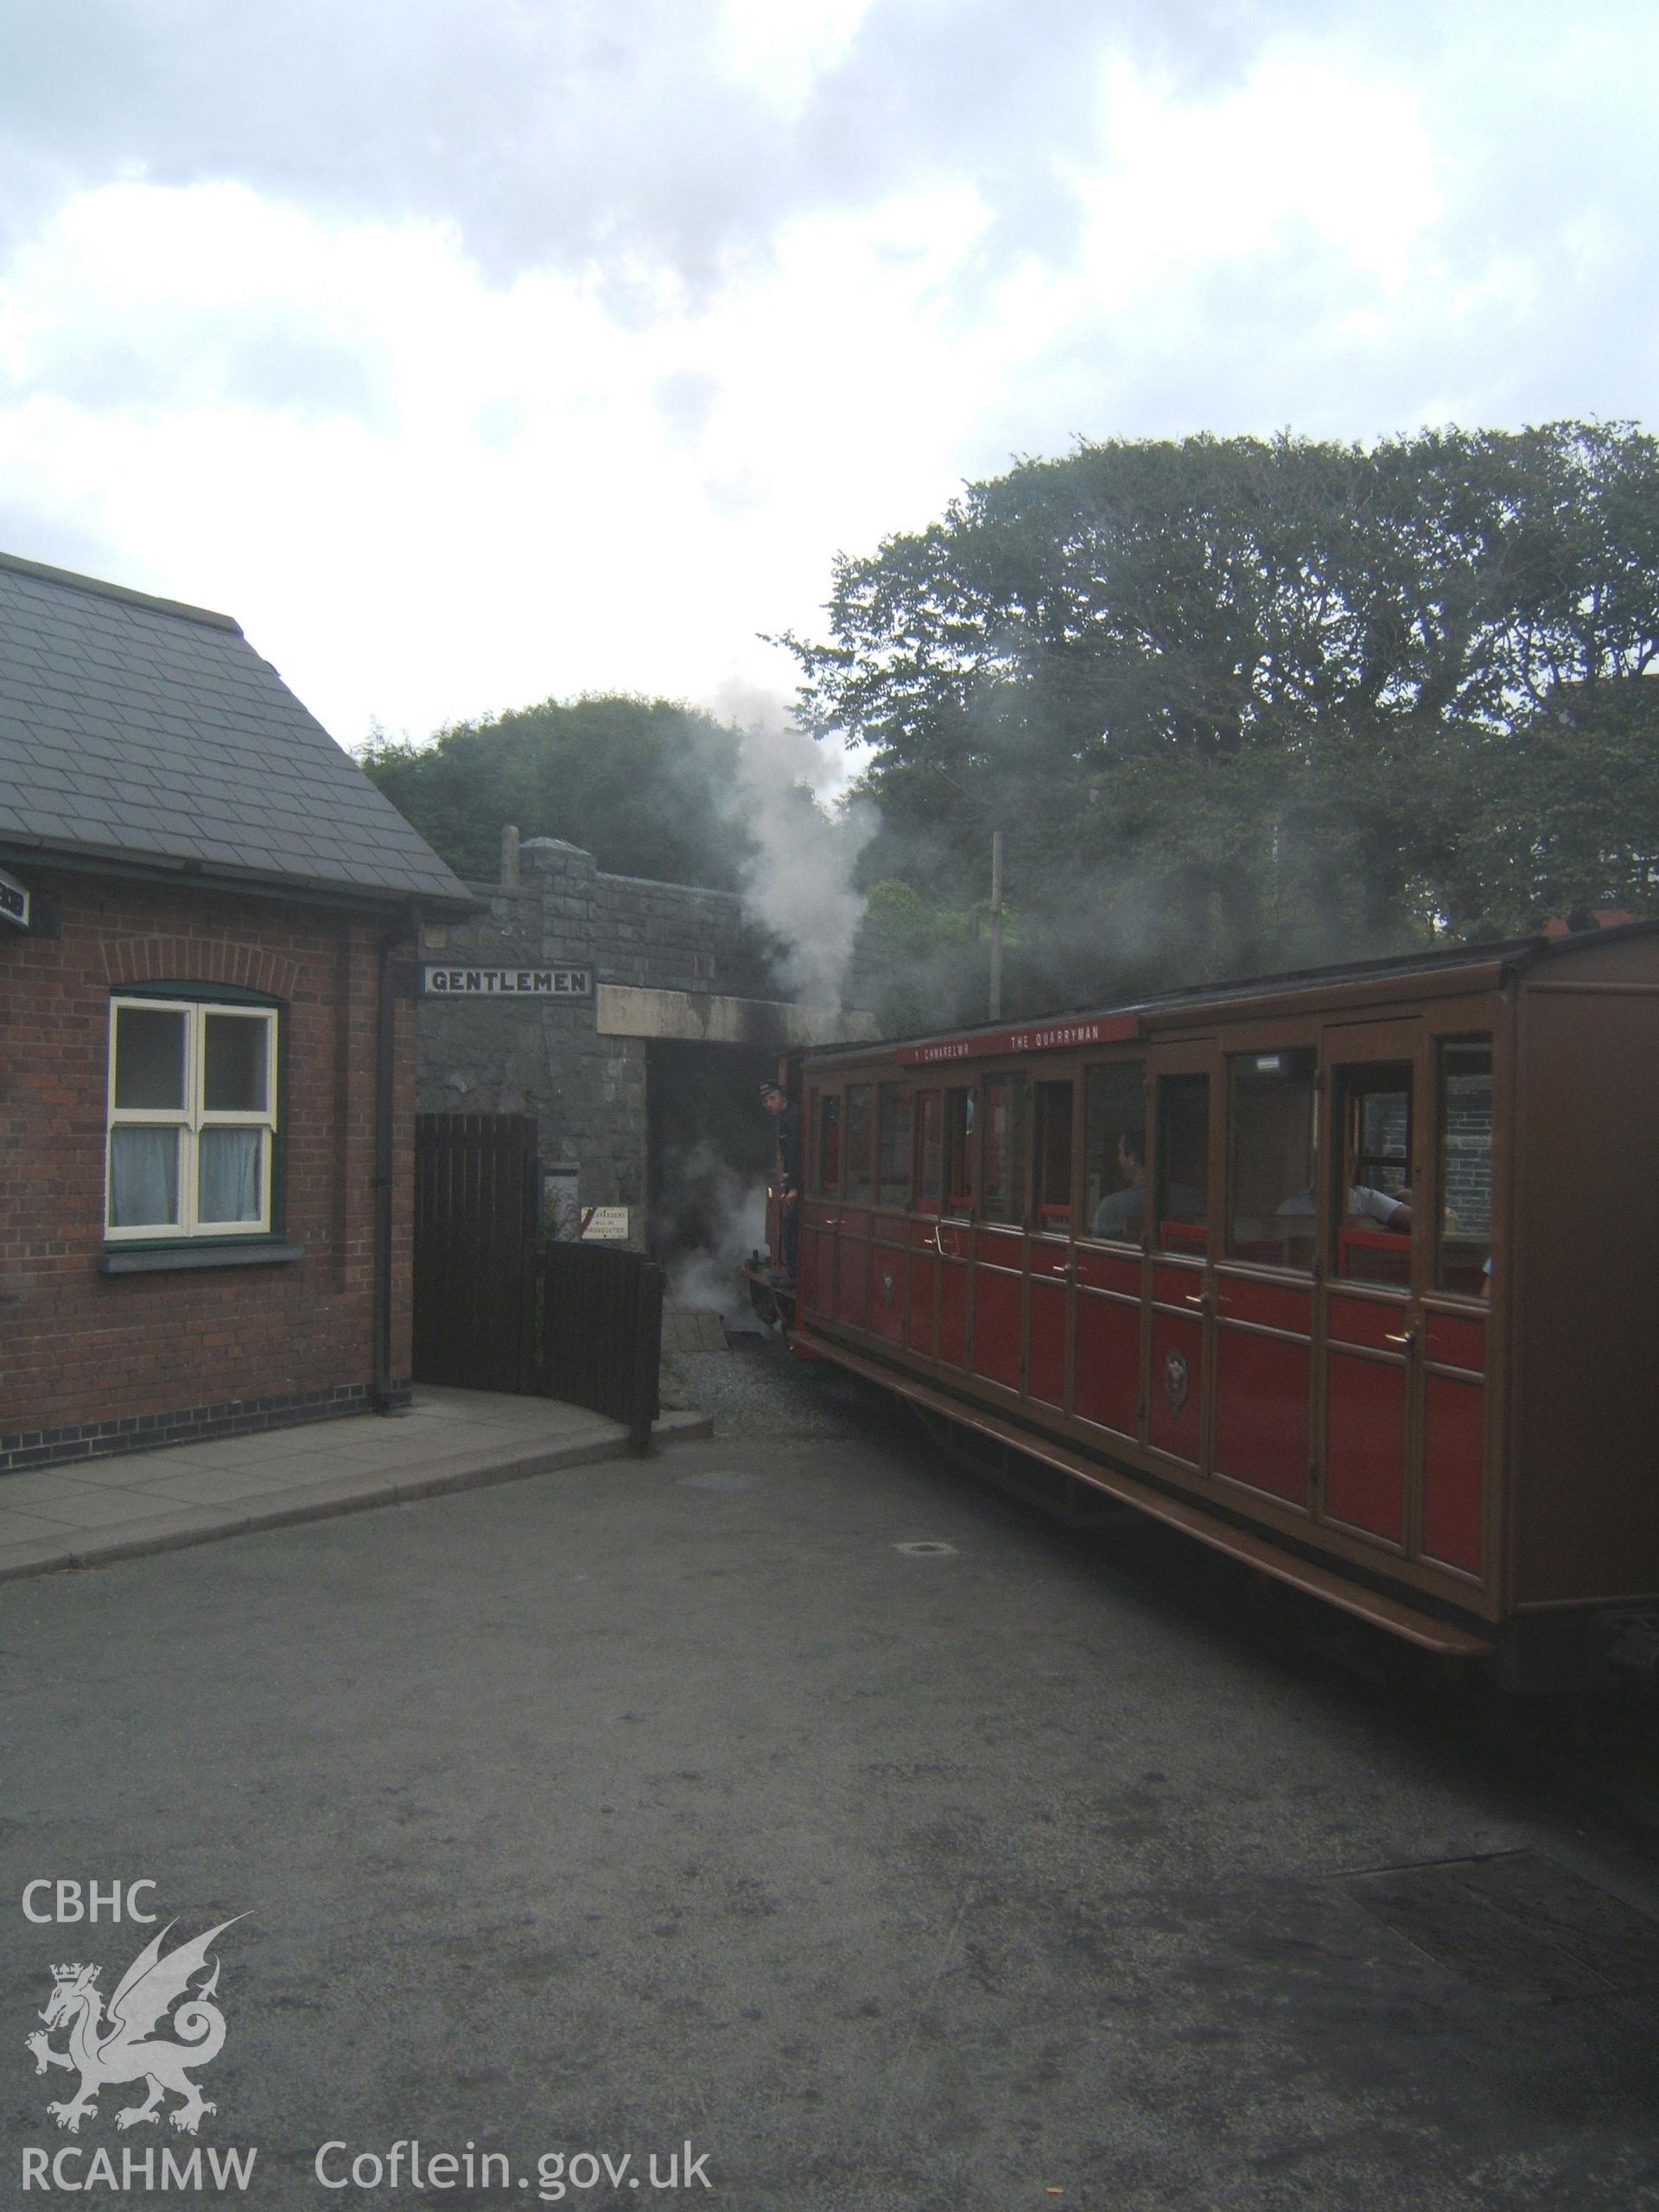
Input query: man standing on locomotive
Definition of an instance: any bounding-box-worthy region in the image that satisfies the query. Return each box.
[761,1078,801,1285]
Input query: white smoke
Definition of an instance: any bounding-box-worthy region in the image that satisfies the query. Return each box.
[658,1137,769,1323]
[708,680,877,1020]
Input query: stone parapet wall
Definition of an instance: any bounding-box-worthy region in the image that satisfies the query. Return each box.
[416,838,793,1238]
[594,869,778,1000]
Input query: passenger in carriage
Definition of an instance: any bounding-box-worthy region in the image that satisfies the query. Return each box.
[1091,1129,1147,1238]
[1275,1185,1413,1230]
[1352,1185,1413,1229]
[1090,1132,1205,1239]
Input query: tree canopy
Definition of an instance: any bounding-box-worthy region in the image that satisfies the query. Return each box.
[787,422,1659,1021]
[359,694,757,890]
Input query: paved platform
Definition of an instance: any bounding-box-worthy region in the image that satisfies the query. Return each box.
[0,1385,712,1585]
[661,1296,732,1352]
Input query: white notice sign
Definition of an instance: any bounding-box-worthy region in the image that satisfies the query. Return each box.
[579,1207,630,1241]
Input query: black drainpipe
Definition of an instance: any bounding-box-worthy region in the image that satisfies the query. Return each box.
[372,901,421,1413]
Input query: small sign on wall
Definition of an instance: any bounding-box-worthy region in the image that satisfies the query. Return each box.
[0,866,30,928]
[579,1206,630,1241]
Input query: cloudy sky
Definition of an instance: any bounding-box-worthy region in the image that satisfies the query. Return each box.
[1,0,1654,758]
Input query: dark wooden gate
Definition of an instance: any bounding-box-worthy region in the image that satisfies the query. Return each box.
[413,1114,541,1391]
[415,1113,664,1444]
[541,1245,664,1449]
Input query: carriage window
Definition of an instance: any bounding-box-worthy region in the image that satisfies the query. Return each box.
[1085,1060,1147,1242]
[1230,1048,1318,1271]
[982,1075,1027,1224]
[1436,1039,1492,1296]
[944,1088,974,1215]
[815,1093,841,1195]
[845,1084,873,1204]
[915,1090,943,1210]
[877,1085,912,1207]
[1033,1079,1073,1233]
[1155,1074,1209,1254]
[1334,1064,1412,1286]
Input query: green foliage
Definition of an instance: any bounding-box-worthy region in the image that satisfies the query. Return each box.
[785,422,1659,1014]
[359,694,758,890]
[855,878,1022,1033]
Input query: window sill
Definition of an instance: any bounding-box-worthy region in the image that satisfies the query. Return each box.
[98,1242,304,1275]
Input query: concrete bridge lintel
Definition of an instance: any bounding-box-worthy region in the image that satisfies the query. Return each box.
[596,984,878,1048]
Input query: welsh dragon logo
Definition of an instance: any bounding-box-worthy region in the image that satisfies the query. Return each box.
[26,1917,243,2137]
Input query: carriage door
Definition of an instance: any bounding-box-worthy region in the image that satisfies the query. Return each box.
[801,1088,842,1319]
[1212,1047,1319,1513]
[1317,1027,1420,1553]
[1072,1059,1147,1442]
[1417,1036,1493,1582]
[836,1082,874,1330]
[936,1085,975,1369]
[906,1088,943,1357]
[1027,1075,1075,1408]
[871,1083,912,1350]
[1146,1062,1214,1471]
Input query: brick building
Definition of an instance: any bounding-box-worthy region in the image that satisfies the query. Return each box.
[0,551,473,1474]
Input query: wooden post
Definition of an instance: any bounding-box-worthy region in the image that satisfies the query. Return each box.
[989,828,1004,1021]
[629,1260,664,1452]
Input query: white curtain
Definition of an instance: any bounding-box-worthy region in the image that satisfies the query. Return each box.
[198,1129,262,1224]
[109,1128,180,1228]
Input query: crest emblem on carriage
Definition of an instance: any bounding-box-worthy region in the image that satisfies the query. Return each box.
[25,1917,245,2138]
[1162,1348,1191,1415]
[881,1268,897,1305]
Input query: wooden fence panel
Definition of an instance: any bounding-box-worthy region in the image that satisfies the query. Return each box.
[413,1115,541,1391]
[415,1116,663,1441]
[540,1245,664,1450]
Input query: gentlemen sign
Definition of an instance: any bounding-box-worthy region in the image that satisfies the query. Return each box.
[422,964,593,999]
[0,865,29,928]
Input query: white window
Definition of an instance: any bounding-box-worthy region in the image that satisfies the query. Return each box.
[105,999,277,1240]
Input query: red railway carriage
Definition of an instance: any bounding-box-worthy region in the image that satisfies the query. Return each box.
[749,920,1659,1687]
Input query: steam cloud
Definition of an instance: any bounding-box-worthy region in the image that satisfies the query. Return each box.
[709,680,877,1022]
[657,1137,769,1325]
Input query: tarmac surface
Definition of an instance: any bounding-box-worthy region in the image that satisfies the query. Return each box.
[0,1389,711,1585]
[3,1333,1657,2210]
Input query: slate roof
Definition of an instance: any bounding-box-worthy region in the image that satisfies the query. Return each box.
[0,550,474,908]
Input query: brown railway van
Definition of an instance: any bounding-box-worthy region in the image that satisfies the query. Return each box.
[747,921,1659,1688]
